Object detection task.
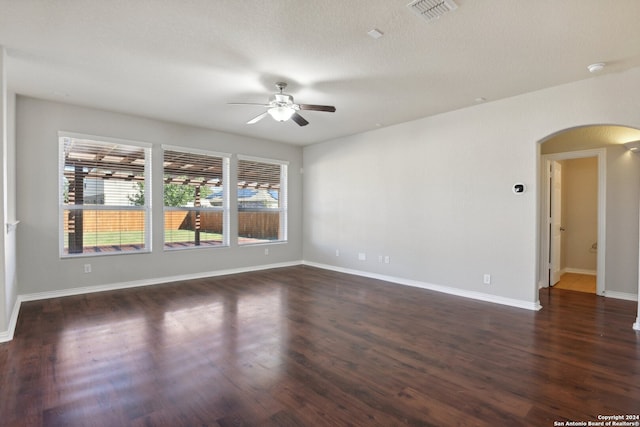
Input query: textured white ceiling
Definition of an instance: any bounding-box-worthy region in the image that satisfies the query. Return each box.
[1,0,640,146]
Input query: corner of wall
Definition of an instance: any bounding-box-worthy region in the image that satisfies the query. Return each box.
[0,296,21,343]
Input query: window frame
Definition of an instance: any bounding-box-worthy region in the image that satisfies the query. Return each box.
[236,155,288,246]
[162,145,230,251]
[58,132,152,258]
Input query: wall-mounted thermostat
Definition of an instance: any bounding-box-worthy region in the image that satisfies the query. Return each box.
[513,183,526,194]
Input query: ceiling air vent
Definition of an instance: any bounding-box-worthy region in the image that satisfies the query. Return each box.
[407,0,458,22]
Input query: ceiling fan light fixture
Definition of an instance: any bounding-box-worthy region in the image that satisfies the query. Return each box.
[268,106,295,122]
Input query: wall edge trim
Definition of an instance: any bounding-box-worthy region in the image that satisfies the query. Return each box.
[0,297,22,343]
[302,261,542,311]
[604,290,638,302]
[563,268,597,276]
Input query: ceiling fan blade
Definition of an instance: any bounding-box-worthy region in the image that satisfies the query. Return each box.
[291,112,309,127]
[247,112,268,124]
[298,104,336,113]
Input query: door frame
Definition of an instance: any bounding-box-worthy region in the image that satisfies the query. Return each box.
[549,160,563,286]
[540,148,606,295]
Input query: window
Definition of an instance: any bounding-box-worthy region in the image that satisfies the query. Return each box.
[163,146,229,249]
[59,134,151,257]
[237,156,288,245]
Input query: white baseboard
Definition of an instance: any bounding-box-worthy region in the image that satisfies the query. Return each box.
[563,268,597,276]
[302,261,542,311]
[0,297,22,343]
[604,290,638,302]
[0,260,302,342]
[19,261,302,303]
[634,318,640,331]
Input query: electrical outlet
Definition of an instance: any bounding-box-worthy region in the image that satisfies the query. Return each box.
[336,249,340,257]
[483,274,491,285]
[84,264,92,273]
[358,252,366,261]
[264,248,269,255]
[378,255,383,263]
[384,256,390,264]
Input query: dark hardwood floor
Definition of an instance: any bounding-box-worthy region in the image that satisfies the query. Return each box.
[1,266,639,426]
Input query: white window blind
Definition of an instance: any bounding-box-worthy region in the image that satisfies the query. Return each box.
[237,156,288,245]
[163,147,229,249]
[59,134,151,257]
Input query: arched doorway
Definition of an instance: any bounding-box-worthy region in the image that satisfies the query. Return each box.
[537,125,640,304]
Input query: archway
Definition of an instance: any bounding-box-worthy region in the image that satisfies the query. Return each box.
[537,125,640,329]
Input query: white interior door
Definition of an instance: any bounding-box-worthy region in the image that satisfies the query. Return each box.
[550,160,562,286]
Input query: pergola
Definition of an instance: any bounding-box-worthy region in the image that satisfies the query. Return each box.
[63,138,281,252]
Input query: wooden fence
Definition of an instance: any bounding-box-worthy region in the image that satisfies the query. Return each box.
[63,210,145,232]
[179,210,281,240]
[237,211,281,240]
[65,209,280,240]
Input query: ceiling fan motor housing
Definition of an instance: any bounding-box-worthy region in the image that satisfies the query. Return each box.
[272,93,295,107]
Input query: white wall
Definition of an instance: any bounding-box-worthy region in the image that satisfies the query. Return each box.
[562,157,598,273]
[303,66,640,308]
[15,97,303,295]
[0,47,6,334]
[606,145,640,295]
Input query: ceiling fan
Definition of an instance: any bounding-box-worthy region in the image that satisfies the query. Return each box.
[229,82,336,127]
